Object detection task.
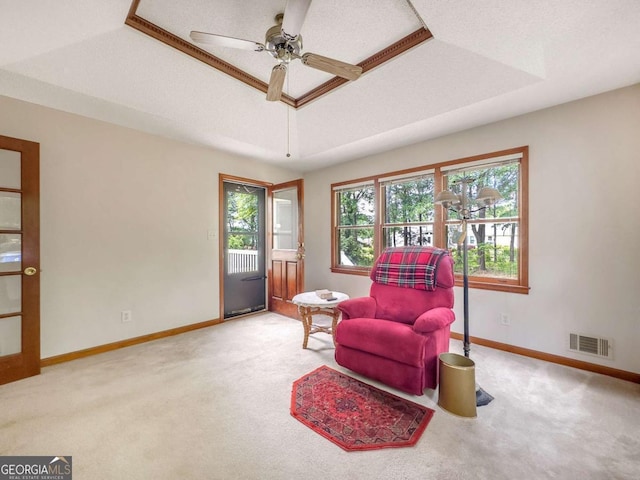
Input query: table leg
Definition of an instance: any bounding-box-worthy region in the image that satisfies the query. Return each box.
[299,305,311,349]
[297,305,341,349]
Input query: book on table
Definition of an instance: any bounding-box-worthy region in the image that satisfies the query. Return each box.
[315,289,333,299]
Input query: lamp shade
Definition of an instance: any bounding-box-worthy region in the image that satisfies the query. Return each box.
[475,187,502,206]
[434,190,461,208]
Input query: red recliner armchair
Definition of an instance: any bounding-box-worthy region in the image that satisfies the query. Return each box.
[335,246,455,396]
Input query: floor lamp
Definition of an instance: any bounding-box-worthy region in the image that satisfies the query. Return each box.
[435,177,501,405]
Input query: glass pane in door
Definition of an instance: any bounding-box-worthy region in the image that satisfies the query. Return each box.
[0,275,21,315]
[0,316,21,356]
[0,234,21,273]
[0,149,21,189]
[273,187,298,250]
[0,192,21,230]
[226,189,259,274]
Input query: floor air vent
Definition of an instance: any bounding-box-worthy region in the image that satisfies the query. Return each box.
[568,333,613,359]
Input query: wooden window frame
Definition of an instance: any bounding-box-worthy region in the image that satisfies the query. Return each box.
[331,146,530,294]
[380,172,436,250]
[331,181,378,276]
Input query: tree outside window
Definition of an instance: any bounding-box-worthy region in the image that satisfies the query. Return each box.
[444,162,520,280]
[335,185,375,268]
[331,147,528,293]
[382,175,434,248]
[227,190,259,250]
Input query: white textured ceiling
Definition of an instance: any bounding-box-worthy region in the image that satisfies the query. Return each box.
[1,0,639,172]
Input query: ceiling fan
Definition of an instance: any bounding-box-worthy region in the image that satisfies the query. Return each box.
[189,0,363,102]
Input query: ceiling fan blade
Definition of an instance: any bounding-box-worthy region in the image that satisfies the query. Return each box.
[266,64,287,101]
[189,31,265,52]
[301,53,363,81]
[281,0,312,41]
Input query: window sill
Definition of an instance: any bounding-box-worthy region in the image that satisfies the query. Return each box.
[330,266,371,277]
[455,278,530,294]
[332,267,530,293]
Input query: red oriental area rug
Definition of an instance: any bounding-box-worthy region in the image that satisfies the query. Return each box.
[291,365,434,451]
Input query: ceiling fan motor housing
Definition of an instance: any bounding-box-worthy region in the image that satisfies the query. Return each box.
[265,15,302,61]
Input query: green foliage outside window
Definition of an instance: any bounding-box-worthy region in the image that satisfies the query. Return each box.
[227,190,259,250]
[332,149,526,291]
[338,228,375,267]
[383,176,434,248]
[337,186,375,267]
[449,241,519,278]
[445,163,519,278]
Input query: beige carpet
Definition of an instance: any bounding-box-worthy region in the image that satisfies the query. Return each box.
[1,312,638,479]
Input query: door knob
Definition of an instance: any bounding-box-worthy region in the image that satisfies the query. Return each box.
[24,267,37,276]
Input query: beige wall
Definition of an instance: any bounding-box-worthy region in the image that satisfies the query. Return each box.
[1,96,299,358]
[3,85,639,373]
[303,84,640,374]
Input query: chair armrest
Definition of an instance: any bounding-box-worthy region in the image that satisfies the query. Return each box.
[413,307,455,333]
[337,297,377,320]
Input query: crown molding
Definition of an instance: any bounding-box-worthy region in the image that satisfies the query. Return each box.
[125,1,433,108]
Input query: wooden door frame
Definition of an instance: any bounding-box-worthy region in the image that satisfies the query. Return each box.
[0,134,40,385]
[217,174,304,321]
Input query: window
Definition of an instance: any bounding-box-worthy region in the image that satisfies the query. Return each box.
[443,158,522,287]
[331,147,529,293]
[225,187,260,274]
[273,187,297,250]
[334,182,376,269]
[381,174,435,249]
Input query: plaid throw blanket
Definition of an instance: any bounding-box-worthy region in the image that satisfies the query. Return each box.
[371,246,449,291]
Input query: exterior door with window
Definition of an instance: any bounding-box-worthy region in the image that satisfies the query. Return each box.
[0,135,40,385]
[222,181,267,319]
[269,180,304,318]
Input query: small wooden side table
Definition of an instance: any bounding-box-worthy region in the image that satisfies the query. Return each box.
[292,291,349,349]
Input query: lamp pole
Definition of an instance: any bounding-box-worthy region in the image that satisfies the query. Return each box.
[462,217,471,358]
[435,176,501,358]
[435,177,500,406]
[459,178,471,358]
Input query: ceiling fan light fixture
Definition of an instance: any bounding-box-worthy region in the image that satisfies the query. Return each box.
[265,18,303,60]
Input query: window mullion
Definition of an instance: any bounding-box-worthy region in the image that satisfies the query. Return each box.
[373,179,381,261]
[433,167,445,249]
